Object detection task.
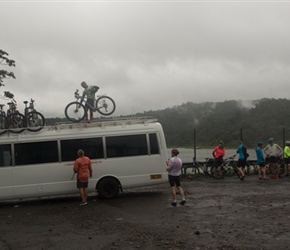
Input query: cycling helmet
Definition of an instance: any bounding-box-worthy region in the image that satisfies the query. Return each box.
[268,137,273,142]
[219,141,224,145]
[171,148,179,155]
[286,141,290,145]
[257,142,264,146]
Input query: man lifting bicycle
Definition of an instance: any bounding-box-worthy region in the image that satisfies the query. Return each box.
[80,81,99,123]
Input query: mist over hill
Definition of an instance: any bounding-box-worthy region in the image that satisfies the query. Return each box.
[134,98,290,148]
[46,98,290,148]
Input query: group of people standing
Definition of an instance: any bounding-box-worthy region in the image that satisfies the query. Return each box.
[166,138,290,207]
[256,137,289,180]
[212,138,289,181]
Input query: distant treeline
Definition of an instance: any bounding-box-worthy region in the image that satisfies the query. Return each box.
[46,98,290,148]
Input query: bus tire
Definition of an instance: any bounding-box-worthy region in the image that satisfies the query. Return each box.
[97,177,120,198]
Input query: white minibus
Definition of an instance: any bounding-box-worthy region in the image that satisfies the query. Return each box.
[0,117,169,201]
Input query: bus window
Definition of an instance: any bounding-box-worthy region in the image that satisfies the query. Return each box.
[61,137,104,161]
[0,144,12,167]
[15,141,58,165]
[106,134,148,158]
[149,133,160,155]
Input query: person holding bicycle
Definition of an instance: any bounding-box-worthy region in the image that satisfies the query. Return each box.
[166,148,186,207]
[263,137,283,177]
[80,81,99,123]
[212,141,226,166]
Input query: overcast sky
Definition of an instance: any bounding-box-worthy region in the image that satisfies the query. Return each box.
[1,0,290,118]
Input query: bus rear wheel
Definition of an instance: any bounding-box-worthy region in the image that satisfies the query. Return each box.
[97,178,120,198]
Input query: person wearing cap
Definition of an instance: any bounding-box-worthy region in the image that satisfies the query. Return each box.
[236,141,248,180]
[255,142,267,180]
[263,137,283,177]
[166,148,186,206]
[80,81,99,123]
[212,141,226,166]
[283,141,290,176]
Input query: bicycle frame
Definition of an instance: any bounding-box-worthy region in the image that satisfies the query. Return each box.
[73,89,108,113]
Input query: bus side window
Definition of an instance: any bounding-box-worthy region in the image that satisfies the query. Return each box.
[61,137,104,161]
[15,141,58,165]
[0,144,12,167]
[106,134,148,158]
[149,133,160,154]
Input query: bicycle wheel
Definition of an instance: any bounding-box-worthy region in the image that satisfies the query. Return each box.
[245,162,255,176]
[224,161,236,177]
[0,114,7,135]
[65,102,85,122]
[26,111,45,132]
[7,113,25,133]
[278,160,286,176]
[95,96,116,116]
[187,166,200,180]
[211,165,224,179]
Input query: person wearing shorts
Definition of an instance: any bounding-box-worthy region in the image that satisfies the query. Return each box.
[166,148,186,206]
[80,81,99,123]
[255,142,267,180]
[263,137,283,177]
[283,141,290,176]
[73,149,93,206]
[236,141,247,180]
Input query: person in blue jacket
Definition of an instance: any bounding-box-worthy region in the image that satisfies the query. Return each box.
[255,142,267,180]
[236,141,248,180]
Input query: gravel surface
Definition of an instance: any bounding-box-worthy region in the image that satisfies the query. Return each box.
[1,175,290,250]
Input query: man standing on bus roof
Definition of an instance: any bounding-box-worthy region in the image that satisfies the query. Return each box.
[73,149,93,206]
[80,81,99,123]
[166,148,186,206]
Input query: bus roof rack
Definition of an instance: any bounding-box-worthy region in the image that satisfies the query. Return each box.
[51,116,158,130]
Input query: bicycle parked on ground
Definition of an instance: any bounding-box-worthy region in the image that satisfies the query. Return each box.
[211,154,241,179]
[23,98,45,132]
[267,156,285,178]
[182,157,213,180]
[65,89,116,122]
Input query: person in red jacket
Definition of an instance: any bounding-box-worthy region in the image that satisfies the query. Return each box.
[73,149,93,206]
[212,141,226,165]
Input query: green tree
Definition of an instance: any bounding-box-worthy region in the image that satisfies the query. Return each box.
[0,49,16,87]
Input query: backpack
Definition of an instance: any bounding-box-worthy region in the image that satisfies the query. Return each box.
[242,145,249,160]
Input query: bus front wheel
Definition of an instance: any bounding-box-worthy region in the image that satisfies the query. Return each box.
[97,178,120,198]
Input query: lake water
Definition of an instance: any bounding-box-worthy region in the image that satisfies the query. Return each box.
[167,147,257,163]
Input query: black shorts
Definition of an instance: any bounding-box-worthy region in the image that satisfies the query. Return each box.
[284,158,290,165]
[168,175,181,187]
[266,156,278,164]
[77,179,88,189]
[259,162,265,168]
[85,99,94,110]
[237,159,246,168]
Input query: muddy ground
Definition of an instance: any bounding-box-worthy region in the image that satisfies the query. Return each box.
[0,175,290,250]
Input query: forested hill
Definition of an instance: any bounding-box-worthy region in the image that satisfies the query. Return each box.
[46,98,290,148]
[134,98,290,148]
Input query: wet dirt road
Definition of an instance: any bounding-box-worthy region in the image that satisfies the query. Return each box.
[1,175,290,250]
